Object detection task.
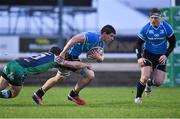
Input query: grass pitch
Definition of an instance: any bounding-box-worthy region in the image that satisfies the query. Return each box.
[0,86,180,118]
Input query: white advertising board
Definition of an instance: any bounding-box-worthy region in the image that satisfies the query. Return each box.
[0,36,19,59]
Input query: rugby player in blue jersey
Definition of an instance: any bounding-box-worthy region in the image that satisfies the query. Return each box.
[32,25,116,105]
[0,47,91,99]
[134,8,176,104]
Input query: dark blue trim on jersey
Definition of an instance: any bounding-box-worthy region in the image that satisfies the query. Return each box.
[16,52,55,68]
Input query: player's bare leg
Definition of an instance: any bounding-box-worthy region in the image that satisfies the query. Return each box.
[74,70,94,92]
[42,75,64,92]
[152,69,166,86]
[0,76,8,90]
[145,69,165,96]
[135,66,152,104]
[0,78,22,98]
[68,69,94,105]
[32,75,64,105]
[0,76,10,98]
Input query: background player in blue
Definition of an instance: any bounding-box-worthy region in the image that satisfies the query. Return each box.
[134,8,176,104]
[0,47,91,99]
[32,25,116,105]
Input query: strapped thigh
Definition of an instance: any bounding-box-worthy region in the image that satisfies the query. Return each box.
[143,58,153,67]
[156,64,166,72]
[75,67,89,77]
[56,68,70,78]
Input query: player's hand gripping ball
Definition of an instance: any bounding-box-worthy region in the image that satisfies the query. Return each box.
[86,47,103,60]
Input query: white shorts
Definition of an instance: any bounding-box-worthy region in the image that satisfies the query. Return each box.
[56,67,89,79]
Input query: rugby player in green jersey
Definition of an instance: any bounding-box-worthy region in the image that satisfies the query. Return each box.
[0,47,91,99]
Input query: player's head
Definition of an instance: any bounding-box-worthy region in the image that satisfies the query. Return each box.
[49,46,62,56]
[150,8,161,27]
[100,25,116,43]
[49,46,71,60]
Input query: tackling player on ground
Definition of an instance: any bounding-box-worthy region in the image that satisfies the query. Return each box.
[32,25,116,105]
[134,8,176,104]
[0,47,91,99]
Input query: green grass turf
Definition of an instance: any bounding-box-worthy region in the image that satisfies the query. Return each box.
[0,86,180,118]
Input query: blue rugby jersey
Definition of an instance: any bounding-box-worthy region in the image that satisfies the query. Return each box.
[137,20,174,55]
[16,52,59,75]
[68,32,105,57]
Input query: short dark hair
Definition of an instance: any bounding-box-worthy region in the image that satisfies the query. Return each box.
[150,8,161,16]
[101,25,116,34]
[49,46,62,56]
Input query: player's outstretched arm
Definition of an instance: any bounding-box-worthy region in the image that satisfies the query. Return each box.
[64,61,92,70]
[55,56,92,70]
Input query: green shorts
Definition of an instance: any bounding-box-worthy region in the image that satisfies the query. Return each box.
[2,60,27,86]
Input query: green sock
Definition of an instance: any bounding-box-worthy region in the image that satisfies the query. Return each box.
[0,89,12,98]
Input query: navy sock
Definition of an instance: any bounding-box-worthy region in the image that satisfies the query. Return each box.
[35,88,45,98]
[147,79,154,86]
[0,89,12,98]
[136,81,145,98]
[69,90,79,97]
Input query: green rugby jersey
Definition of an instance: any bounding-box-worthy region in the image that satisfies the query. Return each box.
[16,52,59,75]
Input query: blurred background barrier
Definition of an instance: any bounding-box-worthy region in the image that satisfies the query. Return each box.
[0,0,179,87]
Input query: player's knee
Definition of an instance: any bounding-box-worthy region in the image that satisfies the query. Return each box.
[140,75,150,82]
[154,80,163,87]
[86,70,95,80]
[81,68,95,80]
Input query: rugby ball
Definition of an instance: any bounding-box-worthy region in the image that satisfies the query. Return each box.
[86,47,103,60]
